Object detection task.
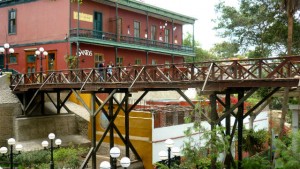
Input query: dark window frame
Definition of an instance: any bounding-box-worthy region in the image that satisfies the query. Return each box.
[164,29,169,43]
[134,21,140,38]
[8,9,16,34]
[9,53,18,64]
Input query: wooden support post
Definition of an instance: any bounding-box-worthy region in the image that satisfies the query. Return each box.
[125,92,130,157]
[41,91,45,115]
[22,93,26,115]
[57,91,61,114]
[237,89,244,169]
[91,92,97,169]
[210,93,217,169]
[225,93,231,169]
[109,96,114,166]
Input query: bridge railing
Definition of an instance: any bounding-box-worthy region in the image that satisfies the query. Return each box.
[10,56,300,87]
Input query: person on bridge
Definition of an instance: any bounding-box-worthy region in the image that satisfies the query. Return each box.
[107,61,113,77]
[98,61,105,81]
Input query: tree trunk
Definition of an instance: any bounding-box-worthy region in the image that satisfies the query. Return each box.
[279,1,293,139]
[287,8,293,55]
[279,87,289,138]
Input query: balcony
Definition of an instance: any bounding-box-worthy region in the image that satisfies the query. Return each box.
[69,29,195,56]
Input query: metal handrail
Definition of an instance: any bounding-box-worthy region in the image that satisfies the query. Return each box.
[69,28,194,53]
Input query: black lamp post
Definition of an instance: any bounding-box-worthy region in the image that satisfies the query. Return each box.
[0,138,23,169]
[35,47,48,82]
[158,138,180,169]
[41,133,62,169]
[35,47,48,72]
[0,43,14,71]
[100,147,131,169]
[110,147,121,169]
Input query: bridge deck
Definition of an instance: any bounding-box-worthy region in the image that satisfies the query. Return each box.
[10,56,300,92]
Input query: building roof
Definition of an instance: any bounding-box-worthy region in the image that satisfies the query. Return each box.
[103,0,197,24]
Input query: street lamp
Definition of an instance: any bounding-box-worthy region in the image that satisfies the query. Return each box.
[101,147,130,169]
[165,138,174,168]
[35,47,48,72]
[110,147,121,169]
[41,133,62,169]
[158,138,180,168]
[0,43,14,71]
[120,157,131,169]
[100,161,111,169]
[0,138,23,169]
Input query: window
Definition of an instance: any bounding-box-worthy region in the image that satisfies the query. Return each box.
[27,55,36,63]
[166,112,173,126]
[151,25,156,41]
[152,59,157,65]
[8,9,16,34]
[134,21,140,38]
[94,53,104,67]
[135,59,141,65]
[116,57,123,66]
[48,53,56,71]
[9,53,17,64]
[164,29,169,43]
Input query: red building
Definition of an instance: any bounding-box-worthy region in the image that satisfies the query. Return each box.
[0,0,196,74]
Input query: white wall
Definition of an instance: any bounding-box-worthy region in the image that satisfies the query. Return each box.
[151,111,269,164]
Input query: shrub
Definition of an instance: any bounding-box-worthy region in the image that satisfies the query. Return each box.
[242,155,270,169]
[274,131,300,169]
[13,145,88,169]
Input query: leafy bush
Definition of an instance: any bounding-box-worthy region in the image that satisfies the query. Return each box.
[13,145,88,169]
[274,131,300,169]
[242,155,270,169]
[54,145,87,168]
[15,150,49,168]
[242,128,269,156]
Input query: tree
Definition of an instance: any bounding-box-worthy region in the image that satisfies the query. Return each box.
[214,0,300,57]
[210,42,239,59]
[183,33,216,62]
[281,0,300,55]
[279,0,300,139]
[214,0,300,142]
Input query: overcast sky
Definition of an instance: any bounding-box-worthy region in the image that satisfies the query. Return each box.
[144,0,238,50]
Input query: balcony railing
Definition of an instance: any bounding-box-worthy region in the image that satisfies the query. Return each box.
[69,28,194,53]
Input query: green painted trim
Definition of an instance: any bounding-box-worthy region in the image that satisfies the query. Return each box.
[106,0,196,24]
[70,37,195,57]
[10,40,68,48]
[0,0,37,8]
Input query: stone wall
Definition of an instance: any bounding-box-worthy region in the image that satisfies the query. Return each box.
[0,103,22,145]
[0,74,22,146]
[14,114,78,141]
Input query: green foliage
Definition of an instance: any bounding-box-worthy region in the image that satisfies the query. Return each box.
[64,55,79,69]
[274,131,300,169]
[183,33,216,62]
[15,150,50,168]
[242,155,271,169]
[242,128,269,156]
[214,0,300,56]
[12,145,88,169]
[54,146,87,168]
[210,41,239,59]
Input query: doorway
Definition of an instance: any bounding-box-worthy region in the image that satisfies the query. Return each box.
[47,52,56,71]
[94,12,102,32]
[0,54,4,69]
[26,54,36,73]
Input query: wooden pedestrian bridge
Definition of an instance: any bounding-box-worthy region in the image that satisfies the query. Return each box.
[9,55,300,169]
[10,55,300,92]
